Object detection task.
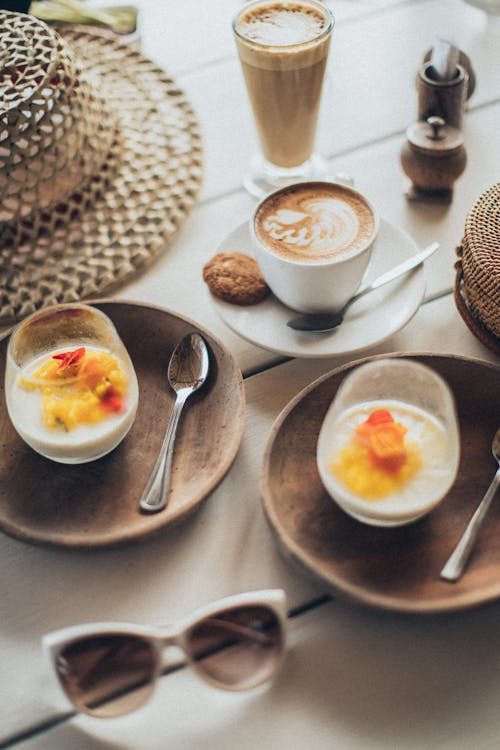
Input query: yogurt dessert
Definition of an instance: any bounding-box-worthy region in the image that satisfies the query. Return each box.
[317,360,460,526]
[5,305,139,463]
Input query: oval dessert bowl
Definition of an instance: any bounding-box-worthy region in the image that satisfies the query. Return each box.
[5,303,139,464]
[316,359,460,526]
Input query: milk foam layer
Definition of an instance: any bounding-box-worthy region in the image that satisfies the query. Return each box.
[236,2,328,46]
[255,184,375,262]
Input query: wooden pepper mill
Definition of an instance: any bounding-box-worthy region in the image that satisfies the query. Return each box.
[401,115,467,199]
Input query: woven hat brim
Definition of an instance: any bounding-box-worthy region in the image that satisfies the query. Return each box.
[0,25,203,325]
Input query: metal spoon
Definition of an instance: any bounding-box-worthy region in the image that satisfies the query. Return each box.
[286,242,440,333]
[139,332,210,514]
[440,426,500,582]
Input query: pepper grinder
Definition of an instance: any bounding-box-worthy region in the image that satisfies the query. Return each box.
[400,115,467,200]
[416,63,469,130]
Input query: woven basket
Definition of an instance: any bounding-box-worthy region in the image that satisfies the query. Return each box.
[454,183,500,355]
[0,12,203,325]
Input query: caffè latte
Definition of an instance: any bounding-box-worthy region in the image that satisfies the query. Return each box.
[233,1,333,169]
[254,182,376,263]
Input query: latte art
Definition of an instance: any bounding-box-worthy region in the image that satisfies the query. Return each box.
[262,198,361,257]
[255,183,375,262]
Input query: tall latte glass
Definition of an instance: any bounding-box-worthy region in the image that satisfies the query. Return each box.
[233,0,334,197]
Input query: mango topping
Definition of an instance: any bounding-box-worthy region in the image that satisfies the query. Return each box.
[355,409,408,472]
[21,347,127,431]
[331,409,422,500]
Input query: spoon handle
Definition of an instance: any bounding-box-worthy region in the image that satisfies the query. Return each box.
[287,242,440,332]
[139,391,189,513]
[440,467,500,581]
[352,241,440,304]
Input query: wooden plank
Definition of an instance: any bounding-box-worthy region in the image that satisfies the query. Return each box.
[328,102,500,298]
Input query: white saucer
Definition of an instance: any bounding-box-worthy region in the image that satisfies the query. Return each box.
[210,219,425,359]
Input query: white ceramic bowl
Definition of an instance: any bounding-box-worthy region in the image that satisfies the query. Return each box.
[316,359,460,526]
[5,304,139,464]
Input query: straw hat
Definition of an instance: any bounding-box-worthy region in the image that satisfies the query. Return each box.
[0,11,203,324]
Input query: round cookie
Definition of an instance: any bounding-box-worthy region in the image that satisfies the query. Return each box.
[203,252,269,305]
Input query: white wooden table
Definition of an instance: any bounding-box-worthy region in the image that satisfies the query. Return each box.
[1,1,500,748]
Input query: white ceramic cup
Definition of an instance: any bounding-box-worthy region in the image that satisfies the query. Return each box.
[250,181,379,314]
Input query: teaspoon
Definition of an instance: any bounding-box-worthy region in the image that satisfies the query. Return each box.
[287,242,440,333]
[139,332,210,514]
[440,426,500,582]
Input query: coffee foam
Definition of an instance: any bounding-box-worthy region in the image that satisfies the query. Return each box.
[255,184,375,262]
[237,2,328,47]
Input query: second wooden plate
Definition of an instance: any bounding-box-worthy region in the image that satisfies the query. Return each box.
[262,353,500,614]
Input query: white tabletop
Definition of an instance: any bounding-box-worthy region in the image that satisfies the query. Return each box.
[1,1,500,748]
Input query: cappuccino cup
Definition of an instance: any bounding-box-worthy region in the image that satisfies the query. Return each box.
[250,181,379,313]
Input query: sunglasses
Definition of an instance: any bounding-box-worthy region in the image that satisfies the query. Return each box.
[42,589,287,718]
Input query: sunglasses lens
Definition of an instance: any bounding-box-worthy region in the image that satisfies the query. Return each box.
[187,604,283,690]
[54,634,157,718]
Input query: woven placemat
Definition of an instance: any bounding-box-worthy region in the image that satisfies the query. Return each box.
[0,16,203,325]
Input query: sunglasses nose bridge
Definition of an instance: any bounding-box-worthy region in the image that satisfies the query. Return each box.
[156,631,188,673]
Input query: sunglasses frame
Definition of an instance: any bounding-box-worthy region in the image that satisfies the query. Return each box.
[42,589,287,717]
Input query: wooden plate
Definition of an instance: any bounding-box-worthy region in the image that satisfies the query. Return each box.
[262,353,500,614]
[0,301,245,549]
